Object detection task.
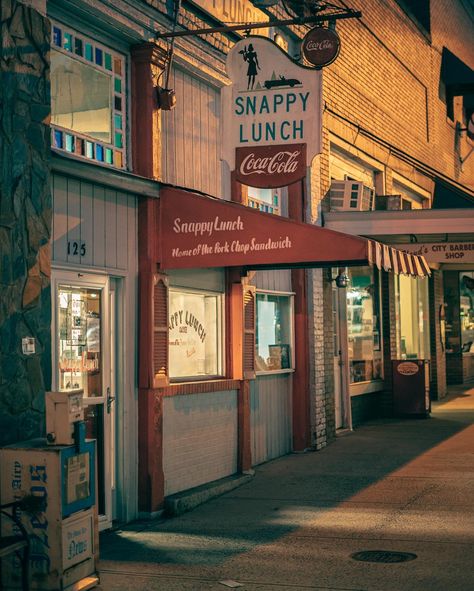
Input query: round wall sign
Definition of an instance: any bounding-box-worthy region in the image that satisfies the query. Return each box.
[301,27,341,68]
[397,361,420,376]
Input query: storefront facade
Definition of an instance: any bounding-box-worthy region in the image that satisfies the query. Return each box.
[2,0,471,526]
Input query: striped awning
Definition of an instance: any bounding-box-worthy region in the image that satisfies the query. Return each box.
[367,240,430,278]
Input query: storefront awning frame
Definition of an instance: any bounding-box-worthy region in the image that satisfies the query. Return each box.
[156,186,430,277]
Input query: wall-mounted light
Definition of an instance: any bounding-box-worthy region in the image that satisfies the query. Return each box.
[328,268,350,288]
[156,86,177,110]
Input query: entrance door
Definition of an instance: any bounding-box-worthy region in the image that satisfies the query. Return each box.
[52,271,116,530]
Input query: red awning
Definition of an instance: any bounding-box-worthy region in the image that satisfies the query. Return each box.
[156,186,430,277]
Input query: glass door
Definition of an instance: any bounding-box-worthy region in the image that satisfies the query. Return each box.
[53,272,115,530]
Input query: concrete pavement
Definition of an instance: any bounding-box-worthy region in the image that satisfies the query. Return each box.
[98,384,474,590]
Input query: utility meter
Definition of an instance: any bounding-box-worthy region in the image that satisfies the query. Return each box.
[46,390,84,445]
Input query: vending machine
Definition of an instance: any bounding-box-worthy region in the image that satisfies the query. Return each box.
[0,391,99,591]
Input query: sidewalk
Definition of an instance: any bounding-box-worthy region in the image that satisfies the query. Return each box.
[98,384,474,590]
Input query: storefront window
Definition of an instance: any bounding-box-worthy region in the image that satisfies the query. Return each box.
[347,267,382,383]
[169,289,223,379]
[247,187,280,215]
[256,293,293,372]
[51,23,126,168]
[394,274,430,359]
[460,273,474,354]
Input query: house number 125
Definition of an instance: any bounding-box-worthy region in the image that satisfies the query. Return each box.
[68,241,86,256]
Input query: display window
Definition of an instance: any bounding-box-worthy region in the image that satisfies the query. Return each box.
[347,267,383,383]
[255,292,294,373]
[168,288,224,380]
[50,22,126,168]
[460,273,474,354]
[247,187,280,215]
[394,273,430,359]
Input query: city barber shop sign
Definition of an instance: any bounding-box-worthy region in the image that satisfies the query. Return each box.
[222,36,322,188]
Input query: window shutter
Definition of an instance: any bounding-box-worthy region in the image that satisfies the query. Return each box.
[243,285,256,379]
[152,274,169,388]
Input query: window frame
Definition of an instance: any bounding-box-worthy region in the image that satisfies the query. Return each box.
[168,285,225,383]
[50,21,127,170]
[255,289,295,376]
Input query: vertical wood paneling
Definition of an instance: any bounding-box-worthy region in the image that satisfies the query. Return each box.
[116,192,128,270]
[161,67,221,197]
[52,174,136,273]
[105,188,117,269]
[80,181,94,267]
[67,178,81,265]
[250,374,292,466]
[92,184,106,267]
[52,174,68,263]
[255,270,292,292]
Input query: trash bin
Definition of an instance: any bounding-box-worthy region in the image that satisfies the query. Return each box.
[392,359,430,417]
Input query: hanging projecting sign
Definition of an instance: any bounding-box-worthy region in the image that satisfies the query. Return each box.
[301,27,341,68]
[221,36,322,188]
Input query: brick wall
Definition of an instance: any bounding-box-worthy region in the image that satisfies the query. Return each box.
[162,391,238,496]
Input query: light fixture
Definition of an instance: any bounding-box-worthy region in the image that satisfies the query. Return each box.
[328,268,350,288]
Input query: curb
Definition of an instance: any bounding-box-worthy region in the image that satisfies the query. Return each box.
[164,472,254,517]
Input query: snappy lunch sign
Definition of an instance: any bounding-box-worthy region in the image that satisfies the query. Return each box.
[221,36,322,186]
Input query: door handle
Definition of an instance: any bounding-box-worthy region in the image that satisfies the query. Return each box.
[106,387,116,414]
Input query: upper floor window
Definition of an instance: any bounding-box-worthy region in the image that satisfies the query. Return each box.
[247,187,280,215]
[51,23,126,169]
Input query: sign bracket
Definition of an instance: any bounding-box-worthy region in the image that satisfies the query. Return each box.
[155,10,362,40]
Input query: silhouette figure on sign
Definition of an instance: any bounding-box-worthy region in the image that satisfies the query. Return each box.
[239,43,260,90]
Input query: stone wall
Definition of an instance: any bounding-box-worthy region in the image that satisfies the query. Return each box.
[0,0,51,445]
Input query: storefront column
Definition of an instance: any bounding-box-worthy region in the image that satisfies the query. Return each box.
[429,271,447,399]
[131,42,167,179]
[288,180,311,451]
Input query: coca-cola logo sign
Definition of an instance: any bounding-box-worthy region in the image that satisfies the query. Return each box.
[235,143,306,188]
[302,27,341,68]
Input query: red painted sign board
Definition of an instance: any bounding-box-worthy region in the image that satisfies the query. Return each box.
[156,187,369,270]
[235,143,306,188]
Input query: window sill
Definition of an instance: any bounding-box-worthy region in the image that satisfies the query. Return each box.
[162,379,241,397]
[256,369,295,376]
[350,379,384,397]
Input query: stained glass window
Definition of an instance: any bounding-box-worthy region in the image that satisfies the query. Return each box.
[51,22,126,169]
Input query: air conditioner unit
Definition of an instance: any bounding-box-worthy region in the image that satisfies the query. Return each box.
[375,194,412,211]
[329,180,375,212]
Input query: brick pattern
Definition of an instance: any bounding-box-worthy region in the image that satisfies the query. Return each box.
[163,391,238,496]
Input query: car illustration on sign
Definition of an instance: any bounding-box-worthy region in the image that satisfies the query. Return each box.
[264,76,302,89]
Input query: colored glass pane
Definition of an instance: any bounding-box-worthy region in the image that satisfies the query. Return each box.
[75,38,83,56]
[105,53,112,70]
[114,132,123,148]
[105,148,113,164]
[54,130,63,148]
[114,78,121,93]
[95,47,103,66]
[113,58,122,75]
[114,151,123,168]
[114,114,122,130]
[65,134,74,152]
[86,141,94,159]
[85,43,93,61]
[64,33,73,51]
[53,27,62,47]
[76,138,84,155]
[114,96,122,111]
[96,145,104,161]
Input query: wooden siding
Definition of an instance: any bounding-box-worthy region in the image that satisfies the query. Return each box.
[250,374,292,466]
[52,173,136,271]
[252,269,292,292]
[161,67,222,198]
